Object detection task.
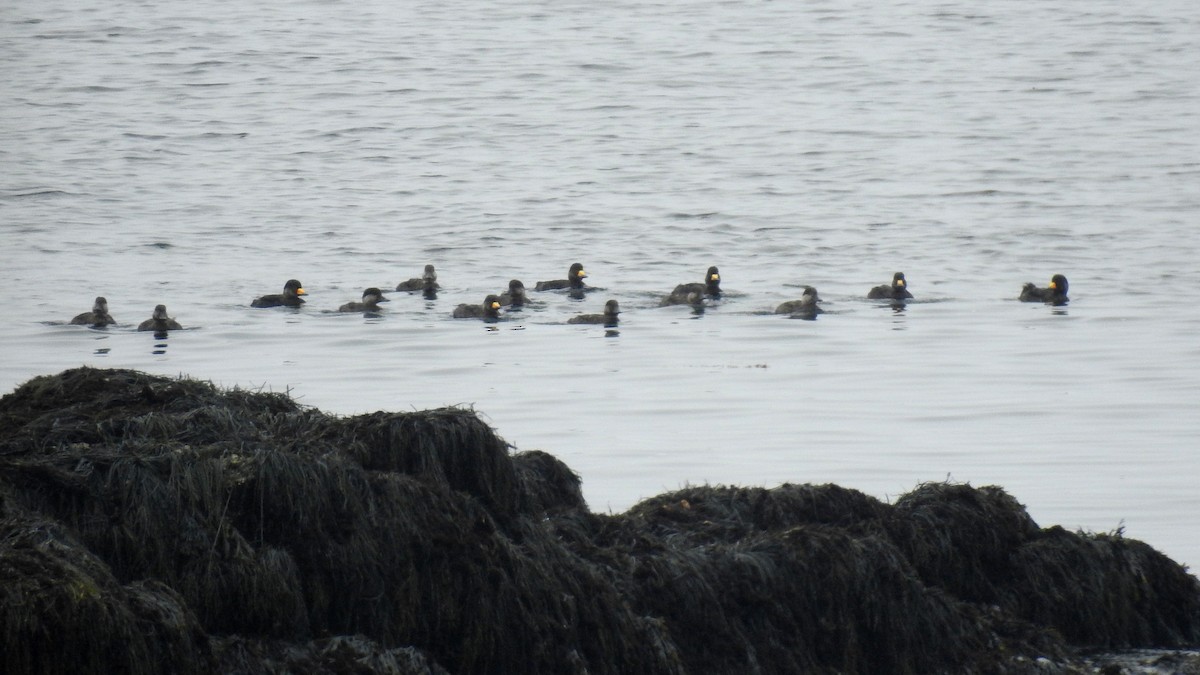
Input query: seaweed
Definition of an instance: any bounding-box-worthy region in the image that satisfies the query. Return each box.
[1,367,1198,674]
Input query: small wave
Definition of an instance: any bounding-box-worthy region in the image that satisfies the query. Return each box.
[181,132,249,140]
[34,31,87,40]
[936,189,1006,198]
[576,63,630,72]
[1,189,76,200]
[61,85,126,93]
[321,126,387,137]
[576,104,635,112]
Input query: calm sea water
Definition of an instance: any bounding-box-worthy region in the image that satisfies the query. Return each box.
[3,0,1199,568]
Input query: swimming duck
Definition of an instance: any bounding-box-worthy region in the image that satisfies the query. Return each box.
[252,279,306,308]
[70,297,116,327]
[1019,274,1069,305]
[775,287,823,317]
[535,263,588,291]
[498,279,528,307]
[661,266,721,306]
[867,272,913,300]
[568,299,620,325]
[137,304,182,331]
[452,294,502,321]
[396,265,439,294]
[339,287,389,312]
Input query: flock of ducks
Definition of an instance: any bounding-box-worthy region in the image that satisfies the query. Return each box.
[68,264,1070,332]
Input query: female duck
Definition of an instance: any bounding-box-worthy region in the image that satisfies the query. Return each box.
[138,305,183,331]
[71,297,116,327]
[499,280,528,308]
[774,287,823,318]
[568,299,620,326]
[396,265,439,295]
[339,288,389,312]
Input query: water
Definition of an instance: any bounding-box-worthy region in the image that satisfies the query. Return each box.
[3,0,1199,568]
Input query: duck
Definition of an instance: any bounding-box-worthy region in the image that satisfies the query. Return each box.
[867,272,913,300]
[498,279,528,307]
[338,287,389,313]
[252,279,306,308]
[137,305,182,332]
[661,266,721,306]
[774,287,823,317]
[568,299,620,325]
[1019,274,1069,305]
[396,265,439,294]
[452,294,502,321]
[70,297,116,327]
[535,263,588,291]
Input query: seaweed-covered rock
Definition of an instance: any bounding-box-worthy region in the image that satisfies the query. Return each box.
[0,510,214,675]
[512,449,587,515]
[889,482,1040,603]
[1005,526,1200,648]
[319,409,522,523]
[1,367,1198,674]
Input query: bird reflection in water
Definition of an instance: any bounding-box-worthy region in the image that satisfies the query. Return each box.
[152,331,170,355]
[886,301,907,330]
[92,333,110,356]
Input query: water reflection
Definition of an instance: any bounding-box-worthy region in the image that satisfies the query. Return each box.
[151,331,169,355]
[879,301,907,330]
[92,333,110,356]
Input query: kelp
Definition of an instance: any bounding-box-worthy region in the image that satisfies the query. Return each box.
[1,367,1198,674]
